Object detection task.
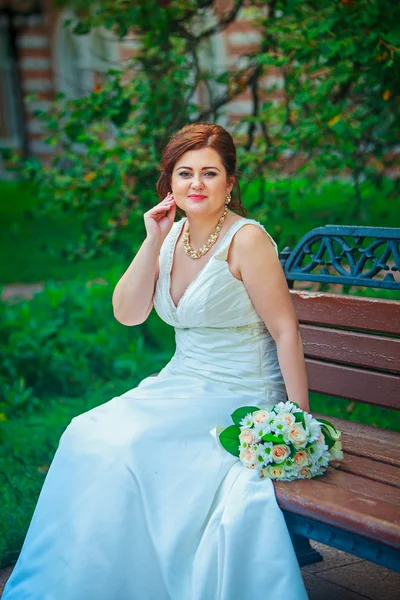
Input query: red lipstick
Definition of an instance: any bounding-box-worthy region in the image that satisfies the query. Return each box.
[188,194,207,200]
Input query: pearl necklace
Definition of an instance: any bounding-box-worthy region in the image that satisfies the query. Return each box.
[183,205,229,259]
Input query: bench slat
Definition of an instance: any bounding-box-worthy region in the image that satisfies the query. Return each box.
[292,291,400,335]
[275,470,400,548]
[339,433,400,468]
[311,414,400,467]
[307,359,400,408]
[335,453,400,488]
[300,324,400,373]
[314,414,400,445]
[312,414,400,467]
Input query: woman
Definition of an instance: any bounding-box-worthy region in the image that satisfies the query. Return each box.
[3,123,310,599]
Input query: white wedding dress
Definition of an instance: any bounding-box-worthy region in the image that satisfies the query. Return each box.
[2,217,309,600]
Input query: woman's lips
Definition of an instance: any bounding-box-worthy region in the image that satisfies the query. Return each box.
[188,194,207,200]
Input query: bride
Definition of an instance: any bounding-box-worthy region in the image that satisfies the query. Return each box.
[3,123,310,599]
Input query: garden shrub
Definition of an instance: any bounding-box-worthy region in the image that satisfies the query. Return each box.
[0,274,175,422]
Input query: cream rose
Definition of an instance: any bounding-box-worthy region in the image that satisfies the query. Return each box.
[300,466,312,478]
[271,444,290,464]
[277,412,295,427]
[267,465,284,479]
[240,448,257,468]
[287,423,308,448]
[239,429,254,445]
[252,410,269,424]
[294,450,309,467]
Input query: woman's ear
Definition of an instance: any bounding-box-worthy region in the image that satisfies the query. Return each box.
[227,176,235,195]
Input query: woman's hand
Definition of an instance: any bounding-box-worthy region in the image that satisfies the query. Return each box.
[143,193,176,243]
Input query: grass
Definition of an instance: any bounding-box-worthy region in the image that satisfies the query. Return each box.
[0,182,117,283]
[310,392,400,431]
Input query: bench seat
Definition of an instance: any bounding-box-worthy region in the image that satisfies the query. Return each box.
[275,415,400,549]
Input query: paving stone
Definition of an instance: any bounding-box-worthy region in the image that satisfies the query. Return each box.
[1,283,44,301]
[302,571,370,600]
[302,541,366,574]
[316,559,400,600]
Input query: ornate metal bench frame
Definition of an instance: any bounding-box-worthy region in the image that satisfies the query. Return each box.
[280,225,400,290]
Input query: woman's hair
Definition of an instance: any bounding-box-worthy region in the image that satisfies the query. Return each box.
[156,123,247,217]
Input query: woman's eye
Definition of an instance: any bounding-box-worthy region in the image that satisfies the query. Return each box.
[178,171,217,178]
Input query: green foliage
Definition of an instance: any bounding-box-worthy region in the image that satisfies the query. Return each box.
[242,0,400,220]
[230,405,260,426]
[8,0,398,262]
[9,1,251,259]
[219,425,241,457]
[0,276,174,422]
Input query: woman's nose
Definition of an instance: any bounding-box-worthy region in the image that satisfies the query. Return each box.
[191,176,204,189]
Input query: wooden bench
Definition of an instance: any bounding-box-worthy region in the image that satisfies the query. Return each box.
[276,225,400,572]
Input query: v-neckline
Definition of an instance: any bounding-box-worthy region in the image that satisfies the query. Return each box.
[168,217,244,312]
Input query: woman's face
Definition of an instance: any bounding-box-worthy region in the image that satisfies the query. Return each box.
[170,147,234,217]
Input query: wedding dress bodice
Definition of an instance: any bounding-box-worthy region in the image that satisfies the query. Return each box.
[153,217,286,405]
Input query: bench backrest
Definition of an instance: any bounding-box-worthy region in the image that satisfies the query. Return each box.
[292,291,400,410]
[280,225,400,411]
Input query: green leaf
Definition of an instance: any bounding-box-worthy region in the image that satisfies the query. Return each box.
[320,426,336,449]
[293,411,306,427]
[73,22,91,36]
[111,99,132,128]
[230,406,261,427]
[262,433,285,444]
[317,418,338,433]
[383,30,400,47]
[219,425,241,457]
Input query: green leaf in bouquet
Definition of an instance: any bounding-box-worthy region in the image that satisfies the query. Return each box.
[320,425,336,449]
[230,406,261,427]
[293,412,306,427]
[290,444,298,458]
[317,418,338,433]
[262,433,285,444]
[219,425,241,457]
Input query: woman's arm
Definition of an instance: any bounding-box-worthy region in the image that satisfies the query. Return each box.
[234,225,310,412]
[112,238,161,326]
[112,194,176,326]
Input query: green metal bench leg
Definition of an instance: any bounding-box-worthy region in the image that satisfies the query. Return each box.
[291,533,324,567]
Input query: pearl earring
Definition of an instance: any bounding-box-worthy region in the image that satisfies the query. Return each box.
[225,193,231,204]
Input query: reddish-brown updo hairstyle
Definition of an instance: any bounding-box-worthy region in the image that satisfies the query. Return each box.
[156,122,248,217]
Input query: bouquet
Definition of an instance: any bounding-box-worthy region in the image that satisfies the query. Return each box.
[215,401,343,481]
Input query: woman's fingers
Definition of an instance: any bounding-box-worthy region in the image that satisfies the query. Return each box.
[144,195,175,221]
